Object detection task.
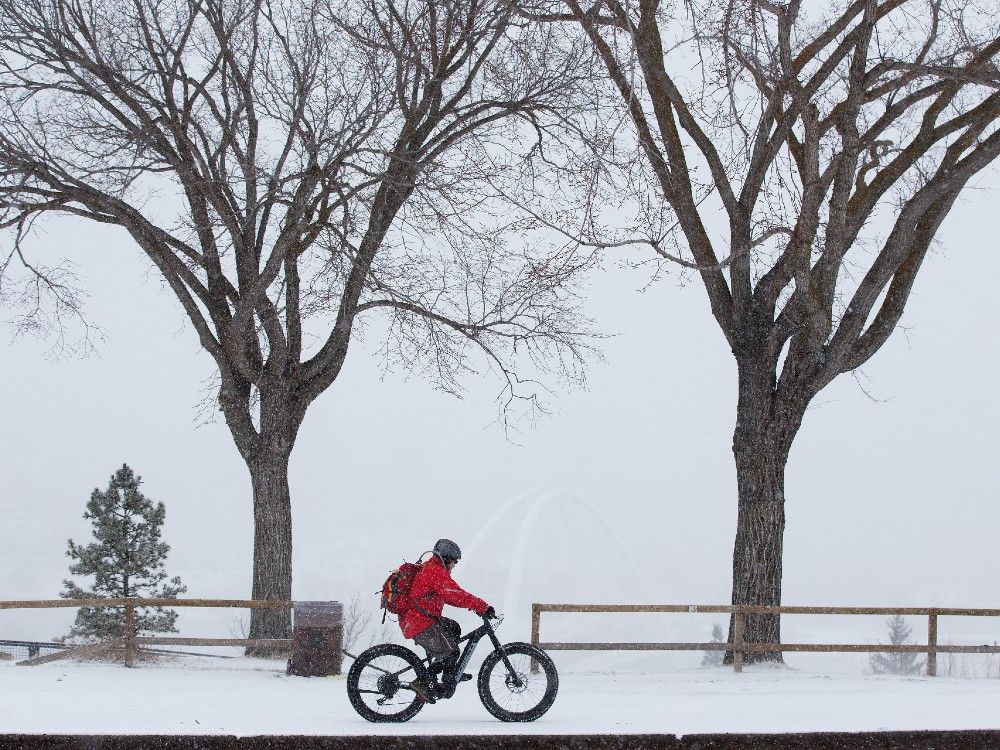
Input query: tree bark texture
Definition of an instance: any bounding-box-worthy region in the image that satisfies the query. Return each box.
[221,375,306,654]
[245,448,294,654]
[726,436,786,664]
[724,352,804,665]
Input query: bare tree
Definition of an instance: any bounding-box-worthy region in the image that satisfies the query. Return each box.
[525,0,1000,661]
[340,593,391,654]
[0,0,594,650]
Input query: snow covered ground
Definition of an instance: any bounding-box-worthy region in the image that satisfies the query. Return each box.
[3,656,1000,736]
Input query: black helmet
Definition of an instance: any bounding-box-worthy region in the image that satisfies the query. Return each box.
[433,538,462,564]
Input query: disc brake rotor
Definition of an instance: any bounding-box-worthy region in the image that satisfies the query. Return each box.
[504,671,529,693]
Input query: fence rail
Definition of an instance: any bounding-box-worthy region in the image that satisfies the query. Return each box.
[530,603,1000,676]
[1,598,293,667]
[0,598,293,610]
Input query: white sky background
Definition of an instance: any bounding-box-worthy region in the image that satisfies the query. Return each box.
[0,166,998,659]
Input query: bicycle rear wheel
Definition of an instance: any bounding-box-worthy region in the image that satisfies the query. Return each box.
[346,643,428,723]
[477,642,559,722]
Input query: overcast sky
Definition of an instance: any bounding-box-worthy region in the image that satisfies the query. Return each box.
[1,167,998,657]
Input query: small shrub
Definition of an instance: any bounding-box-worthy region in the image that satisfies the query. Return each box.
[869,615,924,676]
[701,623,726,666]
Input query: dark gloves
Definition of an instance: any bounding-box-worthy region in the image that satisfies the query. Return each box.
[483,605,497,619]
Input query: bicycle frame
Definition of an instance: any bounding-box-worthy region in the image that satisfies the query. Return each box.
[391,616,523,693]
[448,617,519,691]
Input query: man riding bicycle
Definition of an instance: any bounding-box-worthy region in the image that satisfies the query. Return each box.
[400,538,495,701]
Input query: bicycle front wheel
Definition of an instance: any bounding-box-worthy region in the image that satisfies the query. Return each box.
[346,643,427,723]
[477,642,559,722]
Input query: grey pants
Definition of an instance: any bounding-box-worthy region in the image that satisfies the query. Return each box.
[413,617,461,676]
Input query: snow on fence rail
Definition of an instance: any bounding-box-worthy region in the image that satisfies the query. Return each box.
[0,598,293,667]
[529,603,1000,676]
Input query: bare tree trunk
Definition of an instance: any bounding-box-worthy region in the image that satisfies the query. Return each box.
[245,445,294,655]
[726,429,787,664]
[220,375,305,655]
[724,353,797,665]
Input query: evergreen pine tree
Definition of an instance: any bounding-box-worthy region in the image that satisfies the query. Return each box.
[701,623,726,666]
[61,464,187,641]
[869,614,925,676]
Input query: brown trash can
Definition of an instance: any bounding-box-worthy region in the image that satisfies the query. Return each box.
[287,601,343,677]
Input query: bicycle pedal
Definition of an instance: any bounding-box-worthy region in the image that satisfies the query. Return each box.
[459,673,472,682]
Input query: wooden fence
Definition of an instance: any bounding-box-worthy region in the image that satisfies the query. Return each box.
[530,604,1000,676]
[0,598,293,667]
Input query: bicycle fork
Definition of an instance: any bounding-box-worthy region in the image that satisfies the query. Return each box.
[486,628,524,689]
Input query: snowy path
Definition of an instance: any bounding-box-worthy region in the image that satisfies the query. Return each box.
[3,658,1000,736]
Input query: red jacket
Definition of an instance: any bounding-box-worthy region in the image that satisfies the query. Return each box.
[399,556,489,639]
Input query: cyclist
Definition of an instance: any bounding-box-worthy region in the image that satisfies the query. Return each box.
[400,538,495,701]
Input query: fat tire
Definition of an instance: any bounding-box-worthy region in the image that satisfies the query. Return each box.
[477,642,558,722]
[346,643,427,723]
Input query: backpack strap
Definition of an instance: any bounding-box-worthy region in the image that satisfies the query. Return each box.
[410,591,438,621]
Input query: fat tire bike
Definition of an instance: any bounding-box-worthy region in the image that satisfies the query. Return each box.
[346,614,558,722]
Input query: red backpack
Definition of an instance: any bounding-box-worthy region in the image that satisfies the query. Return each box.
[380,561,425,619]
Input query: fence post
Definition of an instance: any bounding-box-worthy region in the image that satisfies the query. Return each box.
[927,610,938,677]
[530,603,541,674]
[733,611,745,674]
[124,601,136,668]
